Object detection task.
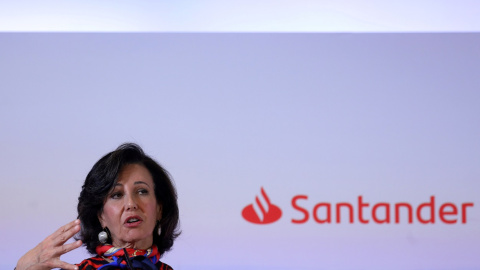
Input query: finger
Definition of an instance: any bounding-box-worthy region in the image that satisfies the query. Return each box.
[57,240,83,255]
[50,259,80,270]
[49,219,80,241]
[52,222,81,246]
[59,219,81,236]
[48,243,82,270]
[48,240,83,264]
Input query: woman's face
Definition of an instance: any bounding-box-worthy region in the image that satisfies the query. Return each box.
[99,163,162,249]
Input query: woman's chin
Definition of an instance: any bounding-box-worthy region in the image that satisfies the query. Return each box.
[114,235,153,249]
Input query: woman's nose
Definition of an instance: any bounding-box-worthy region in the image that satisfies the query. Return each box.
[125,194,138,210]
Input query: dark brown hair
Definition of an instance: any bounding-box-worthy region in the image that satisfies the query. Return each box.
[77,143,180,255]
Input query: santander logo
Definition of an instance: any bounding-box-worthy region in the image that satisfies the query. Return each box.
[242,187,282,224]
[242,187,475,225]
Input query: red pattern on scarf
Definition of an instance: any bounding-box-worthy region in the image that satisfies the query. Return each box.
[95,245,160,260]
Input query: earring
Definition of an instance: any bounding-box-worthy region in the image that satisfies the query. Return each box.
[156,220,161,236]
[98,227,111,244]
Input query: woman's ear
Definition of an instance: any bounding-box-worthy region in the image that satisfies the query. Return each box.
[98,213,105,228]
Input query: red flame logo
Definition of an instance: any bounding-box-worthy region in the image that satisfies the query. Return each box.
[242,187,282,224]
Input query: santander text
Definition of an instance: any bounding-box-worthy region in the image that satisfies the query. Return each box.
[291,195,473,224]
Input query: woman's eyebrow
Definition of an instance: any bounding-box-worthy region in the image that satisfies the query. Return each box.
[134,181,151,187]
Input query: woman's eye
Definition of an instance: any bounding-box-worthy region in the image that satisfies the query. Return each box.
[138,189,149,195]
[111,192,122,199]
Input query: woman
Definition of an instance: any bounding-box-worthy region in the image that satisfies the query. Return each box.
[16,143,180,270]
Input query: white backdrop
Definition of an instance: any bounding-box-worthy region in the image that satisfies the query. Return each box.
[1,1,480,32]
[1,33,479,269]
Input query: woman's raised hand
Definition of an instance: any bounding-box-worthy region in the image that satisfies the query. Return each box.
[16,219,83,270]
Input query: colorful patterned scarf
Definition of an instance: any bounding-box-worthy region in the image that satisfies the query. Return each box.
[95,245,160,270]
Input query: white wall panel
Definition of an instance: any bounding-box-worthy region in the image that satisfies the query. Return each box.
[1,33,479,269]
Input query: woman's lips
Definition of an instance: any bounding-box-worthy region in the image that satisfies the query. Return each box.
[124,216,143,227]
